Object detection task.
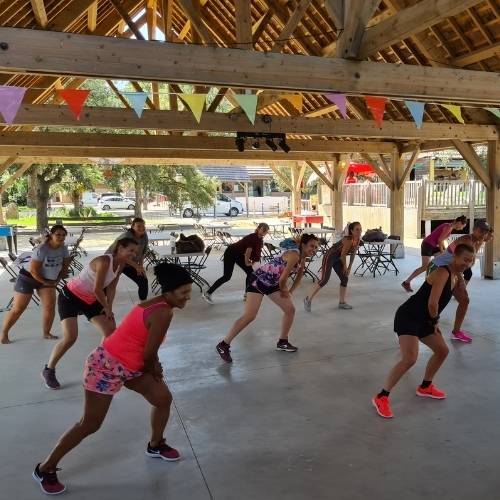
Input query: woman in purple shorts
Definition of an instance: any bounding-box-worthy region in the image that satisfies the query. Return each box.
[32,263,193,495]
[216,233,319,363]
[402,215,467,292]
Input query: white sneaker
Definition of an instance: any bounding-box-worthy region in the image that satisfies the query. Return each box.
[202,292,214,304]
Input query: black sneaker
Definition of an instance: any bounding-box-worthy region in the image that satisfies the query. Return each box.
[216,341,232,363]
[276,339,298,352]
[32,463,66,495]
[42,366,60,390]
[145,438,180,461]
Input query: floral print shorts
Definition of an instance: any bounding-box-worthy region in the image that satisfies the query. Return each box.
[83,346,142,395]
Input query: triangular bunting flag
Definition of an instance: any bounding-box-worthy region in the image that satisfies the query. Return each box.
[57,89,91,120]
[283,94,303,112]
[404,100,425,129]
[121,92,150,118]
[325,93,348,119]
[179,94,207,123]
[233,94,258,124]
[441,104,464,124]
[485,107,500,120]
[0,85,27,124]
[364,96,387,128]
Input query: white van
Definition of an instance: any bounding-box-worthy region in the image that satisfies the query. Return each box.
[182,194,243,218]
[81,192,99,206]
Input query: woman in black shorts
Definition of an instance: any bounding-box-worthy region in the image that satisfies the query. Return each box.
[372,243,474,419]
[41,238,138,390]
[216,234,319,363]
[1,225,71,344]
[303,221,361,312]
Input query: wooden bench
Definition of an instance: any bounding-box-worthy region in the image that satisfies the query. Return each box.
[48,216,132,228]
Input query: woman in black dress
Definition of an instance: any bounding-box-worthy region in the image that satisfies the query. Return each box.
[372,243,475,419]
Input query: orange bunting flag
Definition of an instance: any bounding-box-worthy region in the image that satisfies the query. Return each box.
[364,96,387,128]
[56,89,91,120]
[178,94,207,123]
[441,104,465,124]
[283,94,303,112]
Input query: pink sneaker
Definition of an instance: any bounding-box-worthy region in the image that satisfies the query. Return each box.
[451,330,472,343]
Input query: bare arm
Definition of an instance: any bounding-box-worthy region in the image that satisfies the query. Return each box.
[57,257,72,282]
[92,257,114,317]
[340,240,353,272]
[437,224,453,251]
[278,252,300,296]
[244,247,253,267]
[427,268,449,319]
[29,259,54,286]
[144,307,173,379]
[289,262,305,294]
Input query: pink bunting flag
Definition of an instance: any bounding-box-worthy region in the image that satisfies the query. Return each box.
[56,89,91,120]
[325,93,348,119]
[0,85,27,124]
[364,96,387,128]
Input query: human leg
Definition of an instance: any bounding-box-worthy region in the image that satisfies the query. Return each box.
[402,256,431,291]
[419,330,449,388]
[269,291,296,342]
[38,287,58,339]
[451,281,471,342]
[46,318,78,370]
[206,250,236,295]
[223,292,263,344]
[122,264,149,301]
[1,292,31,343]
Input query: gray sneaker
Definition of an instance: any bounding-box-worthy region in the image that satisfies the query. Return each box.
[303,297,312,312]
[202,291,214,305]
[42,366,60,390]
[338,302,353,310]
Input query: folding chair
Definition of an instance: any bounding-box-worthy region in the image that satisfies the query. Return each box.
[262,242,280,262]
[0,257,40,312]
[183,245,212,292]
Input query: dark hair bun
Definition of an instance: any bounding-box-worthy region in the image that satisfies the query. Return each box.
[154,263,193,293]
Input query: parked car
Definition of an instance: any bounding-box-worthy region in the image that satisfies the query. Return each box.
[81,191,99,206]
[98,196,135,211]
[98,192,121,200]
[182,193,243,218]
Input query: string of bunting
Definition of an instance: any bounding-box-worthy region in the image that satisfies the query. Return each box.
[0,84,498,129]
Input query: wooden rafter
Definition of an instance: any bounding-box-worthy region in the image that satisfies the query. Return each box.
[452,41,500,67]
[177,0,214,44]
[6,105,498,141]
[2,28,498,105]
[398,146,420,189]
[30,0,47,28]
[452,139,491,188]
[235,0,252,49]
[323,0,344,29]
[271,0,312,53]
[87,1,98,32]
[305,160,335,191]
[268,164,293,190]
[361,153,394,189]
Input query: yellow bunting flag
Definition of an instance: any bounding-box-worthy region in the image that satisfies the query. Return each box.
[283,94,303,112]
[178,94,207,123]
[233,94,258,124]
[441,104,464,124]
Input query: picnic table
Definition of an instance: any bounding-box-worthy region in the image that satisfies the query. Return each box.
[354,239,403,278]
[147,232,172,245]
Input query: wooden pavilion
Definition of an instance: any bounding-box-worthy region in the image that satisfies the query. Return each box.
[0,0,498,275]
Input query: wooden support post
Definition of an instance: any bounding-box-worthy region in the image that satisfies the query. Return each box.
[484,140,500,279]
[291,163,302,216]
[390,152,405,257]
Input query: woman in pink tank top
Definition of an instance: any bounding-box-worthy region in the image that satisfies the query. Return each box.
[402,215,467,292]
[34,263,193,495]
[42,238,139,391]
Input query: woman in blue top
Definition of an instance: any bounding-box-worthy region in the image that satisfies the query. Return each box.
[216,234,319,363]
[1,225,71,344]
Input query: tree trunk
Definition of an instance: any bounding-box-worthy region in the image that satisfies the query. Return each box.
[142,191,148,211]
[27,166,38,208]
[36,178,50,233]
[134,175,143,218]
[71,191,81,212]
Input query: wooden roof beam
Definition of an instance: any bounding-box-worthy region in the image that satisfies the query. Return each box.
[87,1,98,33]
[358,0,486,59]
[452,139,491,188]
[235,0,253,49]
[2,28,498,104]
[8,105,498,141]
[271,0,312,53]
[323,0,344,29]
[177,0,215,44]
[452,41,500,67]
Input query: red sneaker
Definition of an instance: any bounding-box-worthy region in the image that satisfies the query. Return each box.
[372,395,394,418]
[146,439,180,461]
[32,463,66,495]
[416,384,446,399]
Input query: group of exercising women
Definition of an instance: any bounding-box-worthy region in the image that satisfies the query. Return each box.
[0,215,493,494]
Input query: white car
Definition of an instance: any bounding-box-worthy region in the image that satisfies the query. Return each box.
[98,196,135,211]
[182,194,243,218]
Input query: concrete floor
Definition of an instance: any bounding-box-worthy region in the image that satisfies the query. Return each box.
[1,245,500,500]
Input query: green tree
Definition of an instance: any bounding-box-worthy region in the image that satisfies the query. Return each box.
[56,164,103,210]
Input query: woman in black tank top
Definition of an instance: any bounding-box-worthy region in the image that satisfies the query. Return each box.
[372,244,475,419]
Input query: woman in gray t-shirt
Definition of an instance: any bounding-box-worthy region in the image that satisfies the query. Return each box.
[1,225,71,344]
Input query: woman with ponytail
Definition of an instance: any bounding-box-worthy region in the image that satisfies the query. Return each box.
[304,221,362,312]
[216,233,319,363]
[1,225,70,344]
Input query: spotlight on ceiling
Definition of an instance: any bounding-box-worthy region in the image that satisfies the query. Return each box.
[265,137,278,151]
[235,135,245,152]
[251,139,261,150]
[278,136,291,153]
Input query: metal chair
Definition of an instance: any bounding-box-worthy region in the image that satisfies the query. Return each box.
[0,257,40,312]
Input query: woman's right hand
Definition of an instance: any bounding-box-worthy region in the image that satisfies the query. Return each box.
[104,306,115,321]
